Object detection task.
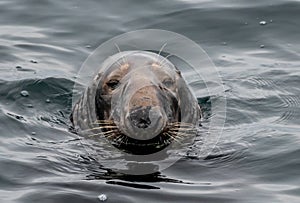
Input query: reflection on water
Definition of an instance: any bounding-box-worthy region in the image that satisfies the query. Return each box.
[0,0,299,202]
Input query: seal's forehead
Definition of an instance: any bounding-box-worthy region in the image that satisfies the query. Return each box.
[101,51,177,78]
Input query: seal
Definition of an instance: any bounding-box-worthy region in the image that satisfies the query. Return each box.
[70,50,201,155]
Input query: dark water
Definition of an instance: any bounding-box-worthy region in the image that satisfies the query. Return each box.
[1,0,300,202]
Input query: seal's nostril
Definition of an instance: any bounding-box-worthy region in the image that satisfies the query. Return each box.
[136,118,151,128]
[129,106,152,129]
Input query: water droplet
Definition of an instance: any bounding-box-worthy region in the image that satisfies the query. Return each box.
[98,194,107,201]
[259,21,267,25]
[31,132,36,135]
[85,45,92,48]
[30,59,38,64]
[260,44,265,48]
[27,104,34,108]
[270,19,273,23]
[20,90,29,97]
[46,99,51,103]
[222,42,227,46]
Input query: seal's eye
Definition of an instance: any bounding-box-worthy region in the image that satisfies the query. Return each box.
[107,79,120,90]
[162,78,174,88]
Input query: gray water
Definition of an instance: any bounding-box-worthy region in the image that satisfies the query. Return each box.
[0,0,300,202]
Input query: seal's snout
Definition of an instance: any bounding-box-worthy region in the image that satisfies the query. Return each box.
[123,104,166,140]
[129,106,152,129]
[129,106,164,129]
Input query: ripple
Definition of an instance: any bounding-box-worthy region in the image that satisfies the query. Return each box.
[275,95,300,124]
[226,75,300,126]
[244,77,300,125]
[0,25,48,39]
[0,0,300,202]
[280,95,300,108]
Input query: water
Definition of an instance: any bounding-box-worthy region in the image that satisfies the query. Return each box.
[0,0,299,202]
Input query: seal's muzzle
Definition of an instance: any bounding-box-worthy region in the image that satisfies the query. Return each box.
[129,106,153,129]
[123,85,168,140]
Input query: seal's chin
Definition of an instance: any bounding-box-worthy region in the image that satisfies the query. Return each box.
[110,132,172,155]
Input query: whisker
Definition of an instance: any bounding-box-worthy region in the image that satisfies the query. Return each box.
[165,132,181,143]
[105,133,119,139]
[85,126,119,132]
[159,43,167,55]
[92,122,116,127]
[91,126,119,130]
[87,133,103,138]
[169,125,195,128]
[87,130,118,138]
[165,53,174,60]
[123,136,129,145]
[170,131,187,138]
[93,120,114,123]
[176,128,197,133]
[169,126,195,130]
[172,132,193,138]
[168,130,196,135]
[157,43,167,61]
[169,121,194,125]
[169,127,196,131]
[114,135,125,146]
[115,60,123,67]
[170,121,194,125]
[170,124,195,128]
[159,53,174,67]
[101,130,119,135]
[93,120,114,125]
[114,43,127,64]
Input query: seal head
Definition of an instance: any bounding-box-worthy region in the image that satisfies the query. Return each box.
[71,51,200,155]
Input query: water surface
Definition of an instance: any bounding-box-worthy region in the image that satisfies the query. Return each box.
[0,0,300,202]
